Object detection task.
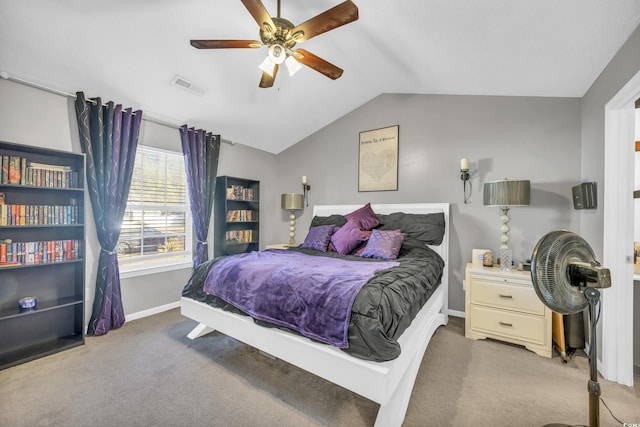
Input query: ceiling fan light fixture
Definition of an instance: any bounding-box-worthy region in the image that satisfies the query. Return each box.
[285,55,302,76]
[268,44,286,64]
[259,56,275,76]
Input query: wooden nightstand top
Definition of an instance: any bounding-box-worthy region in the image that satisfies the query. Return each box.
[466,263,532,280]
[265,243,292,249]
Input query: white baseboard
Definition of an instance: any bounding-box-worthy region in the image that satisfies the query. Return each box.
[448,309,465,318]
[126,301,180,322]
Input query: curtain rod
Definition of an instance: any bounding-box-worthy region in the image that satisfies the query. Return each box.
[0,71,235,145]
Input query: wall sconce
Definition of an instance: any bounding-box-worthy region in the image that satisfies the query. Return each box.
[281,193,304,246]
[460,158,472,204]
[301,175,311,207]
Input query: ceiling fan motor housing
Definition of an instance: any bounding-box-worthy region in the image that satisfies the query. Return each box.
[260,17,300,50]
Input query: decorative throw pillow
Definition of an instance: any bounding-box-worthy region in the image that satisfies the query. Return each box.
[330,219,368,255]
[360,229,405,260]
[344,202,380,231]
[300,224,335,252]
[327,225,341,252]
[349,230,372,256]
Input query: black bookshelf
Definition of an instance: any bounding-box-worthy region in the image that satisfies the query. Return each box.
[214,176,259,257]
[0,141,85,370]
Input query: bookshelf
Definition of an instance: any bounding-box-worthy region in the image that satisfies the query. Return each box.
[0,141,85,370]
[214,176,259,257]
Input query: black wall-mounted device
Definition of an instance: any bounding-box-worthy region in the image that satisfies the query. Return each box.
[572,182,597,210]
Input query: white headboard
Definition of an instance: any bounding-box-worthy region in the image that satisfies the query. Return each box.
[312,203,450,289]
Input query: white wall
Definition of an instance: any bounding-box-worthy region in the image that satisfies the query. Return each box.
[0,78,278,321]
[275,94,582,313]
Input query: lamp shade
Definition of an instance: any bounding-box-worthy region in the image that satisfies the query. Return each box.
[281,193,304,210]
[483,180,531,206]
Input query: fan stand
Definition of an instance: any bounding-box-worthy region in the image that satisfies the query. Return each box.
[544,287,601,427]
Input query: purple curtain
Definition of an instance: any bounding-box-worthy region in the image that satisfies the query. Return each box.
[75,92,142,335]
[179,125,220,268]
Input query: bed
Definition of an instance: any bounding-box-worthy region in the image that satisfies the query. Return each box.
[180,203,450,427]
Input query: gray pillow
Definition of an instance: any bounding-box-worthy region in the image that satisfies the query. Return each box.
[376,212,445,245]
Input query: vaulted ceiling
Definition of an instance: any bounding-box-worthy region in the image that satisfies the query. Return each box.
[1,1,639,153]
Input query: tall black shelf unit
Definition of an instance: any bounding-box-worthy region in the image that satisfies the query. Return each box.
[0,141,85,370]
[214,176,259,257]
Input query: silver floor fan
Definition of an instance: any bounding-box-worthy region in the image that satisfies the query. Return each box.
[530,230,611,427]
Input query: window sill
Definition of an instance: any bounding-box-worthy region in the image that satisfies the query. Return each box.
[119,259,192,279]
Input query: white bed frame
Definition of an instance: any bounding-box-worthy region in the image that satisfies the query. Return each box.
[181,203,450,426]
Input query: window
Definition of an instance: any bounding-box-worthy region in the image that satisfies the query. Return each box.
[118,145,192,272]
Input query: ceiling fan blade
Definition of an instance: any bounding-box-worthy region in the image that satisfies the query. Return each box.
[241,0,277,34]
[290,0,359,43]
[259,63,279,88]
[190,40,262,49]
[292,49,343,80]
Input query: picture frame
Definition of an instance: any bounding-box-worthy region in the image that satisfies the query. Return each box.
[358,125,399,192]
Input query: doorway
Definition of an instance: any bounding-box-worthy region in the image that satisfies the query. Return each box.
[603,69,640,387]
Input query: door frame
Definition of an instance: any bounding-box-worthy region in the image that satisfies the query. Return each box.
[602,69,640,387]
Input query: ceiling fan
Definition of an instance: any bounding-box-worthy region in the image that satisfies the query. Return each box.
[190,0,359,88]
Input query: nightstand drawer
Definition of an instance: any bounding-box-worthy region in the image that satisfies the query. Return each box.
[470,280,544,315]
[469,305,547,345]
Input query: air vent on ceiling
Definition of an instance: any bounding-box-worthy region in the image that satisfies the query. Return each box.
[171,75,206,96]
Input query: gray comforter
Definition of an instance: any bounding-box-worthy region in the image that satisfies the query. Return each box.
[182,240,444,362]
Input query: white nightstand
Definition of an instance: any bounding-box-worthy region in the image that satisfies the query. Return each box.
[265,243,292,249]
[465,263,552,357]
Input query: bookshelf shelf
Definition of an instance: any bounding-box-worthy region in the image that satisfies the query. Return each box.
[0,295,83,320]
[0,141,85,370]
[214,176,260,257]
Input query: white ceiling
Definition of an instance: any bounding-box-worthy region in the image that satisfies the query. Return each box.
[1,1,640,154]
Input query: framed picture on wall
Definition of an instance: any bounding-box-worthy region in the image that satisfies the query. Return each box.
[358,125,399,192]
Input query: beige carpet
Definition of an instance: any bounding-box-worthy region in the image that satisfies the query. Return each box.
[0,309,638,427]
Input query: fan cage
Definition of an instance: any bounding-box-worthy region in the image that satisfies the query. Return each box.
[531,230,595,315]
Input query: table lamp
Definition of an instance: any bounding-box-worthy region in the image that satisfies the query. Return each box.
[281,193,304,246]
[483,179,530,271]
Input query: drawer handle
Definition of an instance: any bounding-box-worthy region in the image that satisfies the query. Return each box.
[499,321,513,327]
[499,294,513,299]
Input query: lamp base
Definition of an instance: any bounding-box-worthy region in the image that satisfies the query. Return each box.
[500,247,512,271]
[288,210,297,246]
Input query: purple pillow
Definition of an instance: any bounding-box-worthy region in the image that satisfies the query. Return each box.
[360,229,405,260]
[349,230,372,256]
[330,220,367,255]
[300,225,335,252]
[344,203,379,231]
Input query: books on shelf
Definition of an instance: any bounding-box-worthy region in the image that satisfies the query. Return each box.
[225,230,254,244]
[226,185,255,201]
[0,155,79,188]
[0,239,81,265]
[226,209,255,222]
[0,203,79,226]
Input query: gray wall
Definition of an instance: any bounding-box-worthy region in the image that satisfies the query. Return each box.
[579,24,640,369]
[275,94,582,312]
[580,24,640,256]
[0,78,277,319]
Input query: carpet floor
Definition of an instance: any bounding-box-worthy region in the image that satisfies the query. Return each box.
[1,309,639,427]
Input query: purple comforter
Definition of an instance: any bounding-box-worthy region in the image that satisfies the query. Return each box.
[203,249,399,348]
